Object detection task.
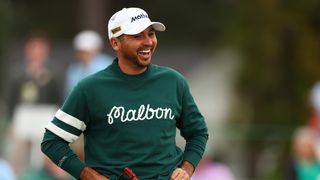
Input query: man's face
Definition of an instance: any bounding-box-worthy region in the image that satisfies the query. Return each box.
[116,26,158,69]
[25,38,49,64]
[75,50,96,65]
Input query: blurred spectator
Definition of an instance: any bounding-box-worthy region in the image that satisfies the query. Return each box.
[308,82,320,161]
[63,30,113,163]
[285,126,320,180]
[191,156,235,180]
[0,159,16,180]
[309,82,320,130]
[3,32,62,176]
[20,155,73,180]
[64,30,113,97]
[5,32,62,116]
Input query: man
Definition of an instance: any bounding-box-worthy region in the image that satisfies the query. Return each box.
[6,32,62,118]
[5,32,62,176]
[64,30,113,97]
[41,7,208,180]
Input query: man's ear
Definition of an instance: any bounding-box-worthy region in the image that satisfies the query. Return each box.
[109,38,120,51]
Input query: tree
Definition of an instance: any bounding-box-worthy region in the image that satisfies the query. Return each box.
[226,0,320,178]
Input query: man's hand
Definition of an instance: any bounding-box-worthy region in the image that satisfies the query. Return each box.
[170,168,190,180]
[170,160,194,180]
[80,166,110,180]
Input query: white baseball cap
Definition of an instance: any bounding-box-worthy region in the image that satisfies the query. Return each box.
[108,7,166,39]
[73,30,103,51]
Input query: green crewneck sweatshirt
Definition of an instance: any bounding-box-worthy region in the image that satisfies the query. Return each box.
[41,59,208,180]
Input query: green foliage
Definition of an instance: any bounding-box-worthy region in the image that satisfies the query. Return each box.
[225,0,320,178]
[227,0,320,124]
[7,0,78,40]
[0,0,14,93]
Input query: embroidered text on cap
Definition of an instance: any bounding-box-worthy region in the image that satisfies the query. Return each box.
[131,13,148,23]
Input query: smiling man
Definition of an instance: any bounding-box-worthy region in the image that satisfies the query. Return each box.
[41,7,208,180]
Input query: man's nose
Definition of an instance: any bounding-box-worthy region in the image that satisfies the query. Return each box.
[142,35,153,45]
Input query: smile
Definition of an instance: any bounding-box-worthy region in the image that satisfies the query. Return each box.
[138,49,151,55]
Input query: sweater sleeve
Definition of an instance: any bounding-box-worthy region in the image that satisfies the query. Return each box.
[41,129,86,179]
[41,83,90,179]
[177,79,209,168]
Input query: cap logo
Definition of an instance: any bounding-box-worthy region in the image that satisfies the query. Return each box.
[111,26,122,34]
[131,13,148,23]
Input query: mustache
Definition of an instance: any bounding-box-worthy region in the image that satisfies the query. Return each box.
[138,45,153,50]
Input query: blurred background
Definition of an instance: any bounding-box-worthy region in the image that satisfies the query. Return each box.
[1,0,320,180]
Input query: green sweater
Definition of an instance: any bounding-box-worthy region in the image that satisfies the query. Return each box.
[41,59,208,180]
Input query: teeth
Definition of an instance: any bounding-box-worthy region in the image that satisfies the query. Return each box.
[140,50,150,53]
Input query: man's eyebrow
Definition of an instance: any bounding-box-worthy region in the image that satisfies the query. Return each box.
[150,27,155,31]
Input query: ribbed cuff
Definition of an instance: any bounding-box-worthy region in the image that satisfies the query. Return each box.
[61,155,86,179]
[183,150,202,168]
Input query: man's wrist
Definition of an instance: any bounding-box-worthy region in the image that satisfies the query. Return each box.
[80,166,109,180]
[180,160,194,177]
[79,167,92,179]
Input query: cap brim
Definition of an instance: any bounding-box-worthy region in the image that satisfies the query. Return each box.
[151,22,166,32]
[125,21,166,35]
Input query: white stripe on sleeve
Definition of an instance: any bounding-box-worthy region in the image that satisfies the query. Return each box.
[55,109,87,131]
[46,122,79,143]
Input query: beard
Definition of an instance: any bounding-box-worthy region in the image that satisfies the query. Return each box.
[122,47,153,68]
